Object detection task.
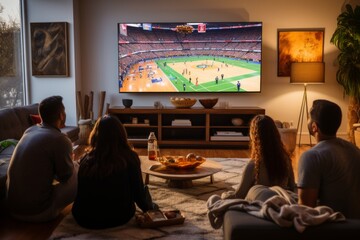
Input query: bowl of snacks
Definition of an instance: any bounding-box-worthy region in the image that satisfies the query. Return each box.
[170,97,197,108]
[157,153,206,169]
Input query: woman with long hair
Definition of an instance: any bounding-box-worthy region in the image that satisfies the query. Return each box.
[222,114,295,199]
[72,115,155,229]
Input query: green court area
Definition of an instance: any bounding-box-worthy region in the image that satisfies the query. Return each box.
[155,56,260,92]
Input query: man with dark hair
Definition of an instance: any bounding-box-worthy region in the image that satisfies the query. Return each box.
[6,96,78,222]
[297,99,360,218]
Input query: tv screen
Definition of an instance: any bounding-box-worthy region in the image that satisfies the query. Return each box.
[118,22,262,93]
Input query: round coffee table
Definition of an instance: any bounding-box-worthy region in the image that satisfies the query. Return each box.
[139,156,222,188]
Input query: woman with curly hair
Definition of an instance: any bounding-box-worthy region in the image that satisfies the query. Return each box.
[221,114,295,200]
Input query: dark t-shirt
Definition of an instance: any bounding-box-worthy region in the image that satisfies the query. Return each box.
[297,138,360,218]
[72,151,150,229]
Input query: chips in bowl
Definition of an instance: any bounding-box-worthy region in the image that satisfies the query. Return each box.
[157,154,206,169]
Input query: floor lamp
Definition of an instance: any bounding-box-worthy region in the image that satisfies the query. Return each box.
[290,62,325,146]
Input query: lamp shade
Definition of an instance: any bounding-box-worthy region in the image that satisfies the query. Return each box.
[290,62,325,84]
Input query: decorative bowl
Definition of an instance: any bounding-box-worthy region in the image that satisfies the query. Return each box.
[122,99,133,108]
[157,155,206,169]
[231,118,244,126]
[170,97,197,108]
[199,98,218,109]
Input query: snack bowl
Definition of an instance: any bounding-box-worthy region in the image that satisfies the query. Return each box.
[170,97,197,108]
[157,154,206,169]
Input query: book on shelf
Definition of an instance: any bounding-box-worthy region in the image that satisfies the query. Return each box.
[215,131,243,136]
[171,119,192,126]
[123,123,150,127]
[128,136,148,141]
[210,135,250,141]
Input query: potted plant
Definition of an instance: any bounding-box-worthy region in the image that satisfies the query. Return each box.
[330,3,360,144]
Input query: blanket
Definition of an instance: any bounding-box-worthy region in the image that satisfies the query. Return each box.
[207,186,346,233]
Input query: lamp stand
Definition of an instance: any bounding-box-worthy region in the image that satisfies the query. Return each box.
[296,83,312,147]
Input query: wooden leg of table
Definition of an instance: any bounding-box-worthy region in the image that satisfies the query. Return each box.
[210,175,214,184]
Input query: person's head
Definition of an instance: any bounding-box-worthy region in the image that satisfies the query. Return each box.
[39,95,66,128]
[250,115,284,158]
[249,114,293,186]
[308,99,342,137]
[89,114,130,150]
[86,115,133,176]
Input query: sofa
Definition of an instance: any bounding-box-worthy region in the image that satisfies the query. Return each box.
[223,209,360,240]
[0,103,80,199]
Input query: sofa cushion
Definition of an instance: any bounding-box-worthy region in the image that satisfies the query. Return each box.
[0,108,23,141]
[223,210,360,240]
[13,103,39,133]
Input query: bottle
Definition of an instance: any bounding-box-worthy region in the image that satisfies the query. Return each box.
[148,132,158,160]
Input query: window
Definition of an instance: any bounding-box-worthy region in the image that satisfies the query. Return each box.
[0,0,24,108]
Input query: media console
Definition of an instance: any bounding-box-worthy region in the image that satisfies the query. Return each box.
[108,106,265,148]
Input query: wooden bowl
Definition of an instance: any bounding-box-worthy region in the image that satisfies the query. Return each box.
[170,97,197,108]
[199,98,218,109]
[122,99,133,108]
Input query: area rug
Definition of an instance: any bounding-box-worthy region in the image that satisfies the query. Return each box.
[49,158,249,240]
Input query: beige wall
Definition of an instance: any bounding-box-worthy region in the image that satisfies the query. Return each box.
[26,0,351,141]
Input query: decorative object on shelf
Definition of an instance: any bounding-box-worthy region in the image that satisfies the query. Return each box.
[175,25,194,35]
[98,91,106,119]
[231,118,244,126]
[290,62,324,146]
[122,98,133,108]
[170,97,197,108]
[277,28,324,77]
[154,101,163,109]
[76,90,94,121]
[30,22,69,77]
[219,101,229,109]
[199,98,218,109]
[78,119,92,145]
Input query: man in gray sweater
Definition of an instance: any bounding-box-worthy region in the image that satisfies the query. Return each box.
[6,96,78,222]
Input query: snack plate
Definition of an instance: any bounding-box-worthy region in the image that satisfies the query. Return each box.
[135,210,185,228]
[157,155,206,169]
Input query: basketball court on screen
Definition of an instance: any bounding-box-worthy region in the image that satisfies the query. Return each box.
[120,58,259,92]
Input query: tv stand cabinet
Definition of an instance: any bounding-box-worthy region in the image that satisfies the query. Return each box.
[108,106,265,148]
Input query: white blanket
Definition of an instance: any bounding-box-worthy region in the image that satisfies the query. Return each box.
[207,187,346,233]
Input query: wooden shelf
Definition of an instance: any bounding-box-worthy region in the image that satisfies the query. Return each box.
[108,106,265,148]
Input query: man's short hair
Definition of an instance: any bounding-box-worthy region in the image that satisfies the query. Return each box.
[39,96,64,124]
[310,99,342,135]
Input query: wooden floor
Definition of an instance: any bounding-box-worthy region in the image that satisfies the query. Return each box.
[0,145,309,240]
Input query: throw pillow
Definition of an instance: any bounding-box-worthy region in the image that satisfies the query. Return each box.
[30,114,41,125]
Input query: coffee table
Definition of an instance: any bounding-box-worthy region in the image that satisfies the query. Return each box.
[139,156,222,188]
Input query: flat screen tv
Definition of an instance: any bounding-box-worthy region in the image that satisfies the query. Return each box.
[118,22,262,93]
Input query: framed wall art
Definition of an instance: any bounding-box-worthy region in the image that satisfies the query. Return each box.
[277,28,324,77]
[30,22,69,77]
